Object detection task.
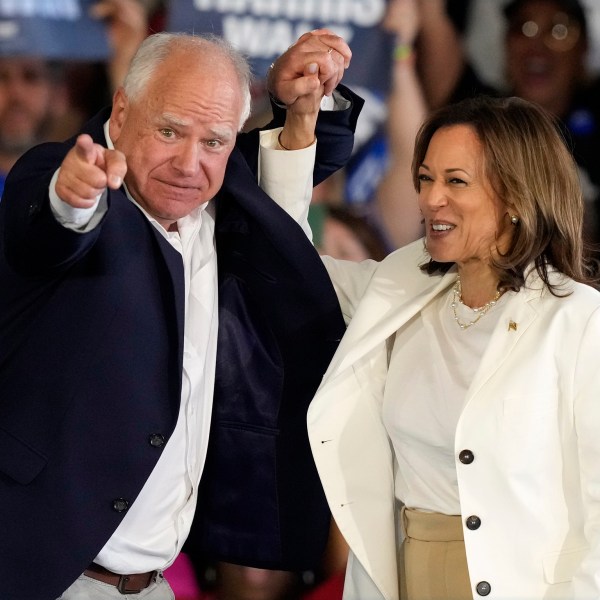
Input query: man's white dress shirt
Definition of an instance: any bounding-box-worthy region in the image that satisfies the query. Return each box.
[50,124,316,573]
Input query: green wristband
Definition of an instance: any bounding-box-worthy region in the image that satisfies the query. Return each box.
[393,44,413,62]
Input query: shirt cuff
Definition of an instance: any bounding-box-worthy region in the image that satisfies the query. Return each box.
[272,90,350,112]
[258,127,315,240]
[49,168,107,232]
[322,90,351,111]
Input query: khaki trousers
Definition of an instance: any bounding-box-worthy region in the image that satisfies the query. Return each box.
[399,508,472,600]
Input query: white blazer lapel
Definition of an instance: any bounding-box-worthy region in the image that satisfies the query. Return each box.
[309,252,457,600]
[327,254,457,380]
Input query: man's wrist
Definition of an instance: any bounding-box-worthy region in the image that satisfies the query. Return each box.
[267,61,287,108]
[49,168,104,231]
[270,89,350,113]
[279,110,319,150]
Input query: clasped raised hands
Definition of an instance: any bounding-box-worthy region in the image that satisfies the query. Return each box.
[268,29,352,115]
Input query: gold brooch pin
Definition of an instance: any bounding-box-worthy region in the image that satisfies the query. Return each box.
[508,321,518,331]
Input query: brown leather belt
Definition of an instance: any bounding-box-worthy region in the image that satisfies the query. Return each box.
[84,562,158,595]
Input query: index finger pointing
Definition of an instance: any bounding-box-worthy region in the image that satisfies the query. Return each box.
[74,134,98,164]
[104,148,127,190]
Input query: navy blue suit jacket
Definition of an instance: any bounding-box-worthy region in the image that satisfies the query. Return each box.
[0,87,363,600]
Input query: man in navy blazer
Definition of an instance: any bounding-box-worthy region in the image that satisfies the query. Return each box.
[0,30,362,600]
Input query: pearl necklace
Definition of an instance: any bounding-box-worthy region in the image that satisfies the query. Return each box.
[451,276,501,330]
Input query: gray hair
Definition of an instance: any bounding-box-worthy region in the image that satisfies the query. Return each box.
[122,32,252,130]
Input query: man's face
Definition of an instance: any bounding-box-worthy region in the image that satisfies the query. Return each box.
[109,49,243,229]
[0,57,55,153]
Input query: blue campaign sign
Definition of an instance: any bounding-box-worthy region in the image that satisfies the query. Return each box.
[167,0,394,93]
[0,0,110,60]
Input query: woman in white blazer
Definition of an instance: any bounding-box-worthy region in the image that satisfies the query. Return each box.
[308,95,600,600]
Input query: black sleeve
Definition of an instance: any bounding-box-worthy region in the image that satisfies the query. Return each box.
[0,142,104,275]
[235,83,364,187]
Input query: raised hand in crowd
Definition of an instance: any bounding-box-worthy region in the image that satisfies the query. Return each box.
[90,0,150,90]
[373,0,427,248]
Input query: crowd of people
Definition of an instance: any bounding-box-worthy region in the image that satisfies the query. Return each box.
[1,1,600,600]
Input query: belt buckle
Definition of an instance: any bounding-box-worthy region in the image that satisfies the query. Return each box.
[117,575,142,595]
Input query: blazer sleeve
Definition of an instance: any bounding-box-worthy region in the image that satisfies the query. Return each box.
[321,255,378,325]
[235,83,364,186]
[0,142,108,275]
[571,305,600,596]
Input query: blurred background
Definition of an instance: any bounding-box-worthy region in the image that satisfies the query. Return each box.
[3,0,599,597]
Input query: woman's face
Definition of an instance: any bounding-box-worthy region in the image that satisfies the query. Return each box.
[417,124,511,269]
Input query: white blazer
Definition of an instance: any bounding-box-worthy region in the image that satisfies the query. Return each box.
[308,239,600,600]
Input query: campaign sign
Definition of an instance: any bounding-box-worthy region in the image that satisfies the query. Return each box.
[167,0,394,92]
[0,0,110,60]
